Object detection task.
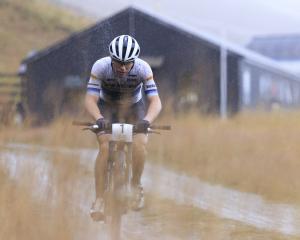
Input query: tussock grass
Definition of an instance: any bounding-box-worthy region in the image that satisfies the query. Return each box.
[0,148,100,240]
[0,0,91,72]
[2,110,300,205]
[1,111,300,239]
[148,110,300,204]
[142,195,296,240]
[1,148,294,239]
[0,168,75,240]
[0,115,97,148]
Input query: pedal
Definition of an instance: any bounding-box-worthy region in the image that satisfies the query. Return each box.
[90,211,104,222]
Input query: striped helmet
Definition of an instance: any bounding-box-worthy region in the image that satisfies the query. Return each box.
[109,35,140,63]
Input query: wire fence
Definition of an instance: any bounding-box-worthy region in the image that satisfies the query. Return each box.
[0,72,22,124]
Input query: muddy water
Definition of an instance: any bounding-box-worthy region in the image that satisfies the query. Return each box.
[0,144,299,239]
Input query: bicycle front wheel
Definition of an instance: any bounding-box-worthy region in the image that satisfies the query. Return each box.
[106,147,127,240]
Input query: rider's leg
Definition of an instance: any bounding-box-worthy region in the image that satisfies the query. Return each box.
[95,134,111,199]
[131,133,148,186]
[91,134,110,221]
[131,133,148,210]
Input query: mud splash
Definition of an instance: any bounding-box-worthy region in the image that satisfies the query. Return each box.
[1,143,300,238]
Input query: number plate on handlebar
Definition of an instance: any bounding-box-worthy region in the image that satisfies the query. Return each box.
[111,123,133,142]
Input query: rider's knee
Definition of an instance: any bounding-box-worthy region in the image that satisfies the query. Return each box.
[100,142,109,156]
[133,134,148,155]
[133,133,148,145]
[97,134,110,156]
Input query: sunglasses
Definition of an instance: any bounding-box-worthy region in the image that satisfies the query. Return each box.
[112,59,134,66]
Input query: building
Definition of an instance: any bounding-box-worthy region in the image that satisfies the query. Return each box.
[248,34,300,75]
[21,6,300,122]
[247,34,300,110]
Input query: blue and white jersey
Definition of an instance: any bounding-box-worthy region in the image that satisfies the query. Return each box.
[87,57,158,104]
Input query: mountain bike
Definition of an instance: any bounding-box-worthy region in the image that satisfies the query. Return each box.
[73,121,171,240]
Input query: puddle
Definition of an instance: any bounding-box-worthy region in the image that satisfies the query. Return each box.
[1,143,300,238]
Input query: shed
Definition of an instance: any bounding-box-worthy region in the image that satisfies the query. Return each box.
[21,6,300,122]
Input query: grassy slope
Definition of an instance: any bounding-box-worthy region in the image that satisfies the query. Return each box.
[0,0,91,73]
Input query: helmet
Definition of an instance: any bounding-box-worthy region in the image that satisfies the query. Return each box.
[109,35,140,63]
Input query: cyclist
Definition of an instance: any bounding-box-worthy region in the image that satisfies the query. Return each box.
[85,35,162,221]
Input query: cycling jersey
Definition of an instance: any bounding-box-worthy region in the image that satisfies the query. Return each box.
[87,57,158,105]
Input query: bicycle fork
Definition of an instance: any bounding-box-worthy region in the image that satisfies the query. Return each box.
[104,141,133,215]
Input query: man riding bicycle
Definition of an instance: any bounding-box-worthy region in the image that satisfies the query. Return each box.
[85,35,162,221]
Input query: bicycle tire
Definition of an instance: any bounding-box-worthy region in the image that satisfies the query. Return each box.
[105,143,128,240]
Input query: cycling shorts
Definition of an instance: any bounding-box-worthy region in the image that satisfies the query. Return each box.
[97,99,145,124]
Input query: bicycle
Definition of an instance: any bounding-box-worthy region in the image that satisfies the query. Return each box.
[73,120,171,240]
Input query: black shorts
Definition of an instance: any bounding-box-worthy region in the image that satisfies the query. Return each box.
[97,99,145,124]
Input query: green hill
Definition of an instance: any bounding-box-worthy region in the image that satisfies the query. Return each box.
[0,0,91,73]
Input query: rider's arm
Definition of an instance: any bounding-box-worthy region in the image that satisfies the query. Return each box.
[85,94,104,121]
[143,75,162,123]
[85,61,104,121]
[141,60,162,123]
[143,94,162,123]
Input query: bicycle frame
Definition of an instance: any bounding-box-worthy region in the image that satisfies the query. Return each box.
[104,123,135,240]
[72,120,171,240]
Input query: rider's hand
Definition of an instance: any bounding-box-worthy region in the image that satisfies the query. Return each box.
[96,118,110,130]
[135,119,150,133]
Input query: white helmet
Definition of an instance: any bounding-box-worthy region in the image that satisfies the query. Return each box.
[109,35,140,63]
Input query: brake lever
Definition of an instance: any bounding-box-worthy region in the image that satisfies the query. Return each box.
[82,125,99,132]
[148,130,161,135]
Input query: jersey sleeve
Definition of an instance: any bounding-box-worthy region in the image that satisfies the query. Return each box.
[86,60,103,96]
[141,61,159,97]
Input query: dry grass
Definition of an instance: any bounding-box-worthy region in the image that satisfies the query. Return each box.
[142,195,297,240]
[2,110,300,205]
[0,0,91,72]
[0,165,75,240]
[0,115,97,148]
[0,148,100,240]
[148,110,300,204]
[1,152,295,240]
[1,111,300,239]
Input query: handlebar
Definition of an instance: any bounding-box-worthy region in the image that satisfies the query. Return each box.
[72,120,171,133]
